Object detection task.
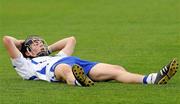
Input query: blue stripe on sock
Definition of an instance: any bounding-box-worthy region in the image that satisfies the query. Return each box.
[143,75,148,84]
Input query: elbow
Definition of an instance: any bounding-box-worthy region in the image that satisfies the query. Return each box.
[69,36,76,45]
[3,36,11,45]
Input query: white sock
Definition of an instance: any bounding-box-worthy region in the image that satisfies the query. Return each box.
[74,80,82,86]
[146,73,157,84]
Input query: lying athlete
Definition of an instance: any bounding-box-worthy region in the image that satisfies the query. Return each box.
[2,35,178,86]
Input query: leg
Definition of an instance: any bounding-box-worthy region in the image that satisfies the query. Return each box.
[89,63,144,84]
[54,64,76,85]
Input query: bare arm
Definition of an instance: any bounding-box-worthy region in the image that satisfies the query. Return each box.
[48,36,76,56]
[3,36,24,59]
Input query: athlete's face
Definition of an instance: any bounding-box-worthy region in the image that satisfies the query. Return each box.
[26,39,47,57]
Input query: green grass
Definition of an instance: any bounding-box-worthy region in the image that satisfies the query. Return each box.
[0,0,180,104]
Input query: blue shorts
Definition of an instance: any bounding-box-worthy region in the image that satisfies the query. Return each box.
[50,56,98,75]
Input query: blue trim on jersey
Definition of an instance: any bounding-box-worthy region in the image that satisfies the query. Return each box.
[29,76,38,80]
[37,66,46,75]
[50,79,58,82]
[31,60,38,64]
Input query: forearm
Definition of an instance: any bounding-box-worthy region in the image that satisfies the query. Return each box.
[4,36,24,49]
[48,39,67,52]
[48,36,76,56]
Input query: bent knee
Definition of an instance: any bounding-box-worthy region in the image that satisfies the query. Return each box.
[56,64,72,73]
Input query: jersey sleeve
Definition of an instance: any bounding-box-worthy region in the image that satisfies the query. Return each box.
[10,53,33,79]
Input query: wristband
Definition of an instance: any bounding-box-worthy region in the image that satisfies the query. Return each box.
[48,49,52,54]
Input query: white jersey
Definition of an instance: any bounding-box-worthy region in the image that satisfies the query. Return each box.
[11,51,68,82]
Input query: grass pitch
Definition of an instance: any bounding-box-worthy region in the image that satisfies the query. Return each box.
[0,0,180,104]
